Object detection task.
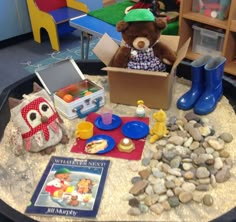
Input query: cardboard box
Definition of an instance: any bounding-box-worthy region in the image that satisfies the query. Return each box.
[93,33,190,110]
[35,59,105,119]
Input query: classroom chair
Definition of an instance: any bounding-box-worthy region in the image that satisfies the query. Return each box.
[27,0,89,51]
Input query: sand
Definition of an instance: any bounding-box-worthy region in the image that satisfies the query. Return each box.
[0,75,235,222]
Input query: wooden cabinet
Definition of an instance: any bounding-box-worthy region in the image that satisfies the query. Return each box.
[178,0,236,76]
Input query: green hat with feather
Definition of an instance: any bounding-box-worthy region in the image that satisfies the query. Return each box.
[124,9,155,22]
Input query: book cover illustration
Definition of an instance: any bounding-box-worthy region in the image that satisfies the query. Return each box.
[25,156,110,218]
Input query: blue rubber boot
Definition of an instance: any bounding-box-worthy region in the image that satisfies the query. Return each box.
[194,56,226,115]
[177,55,212,110]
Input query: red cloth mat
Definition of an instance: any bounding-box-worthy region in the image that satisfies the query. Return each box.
[71,112,150,160]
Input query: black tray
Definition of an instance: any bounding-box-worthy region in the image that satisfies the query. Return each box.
[0,60,235,222]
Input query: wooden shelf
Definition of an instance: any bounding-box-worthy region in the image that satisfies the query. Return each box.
[185,49,202,61]
[182,12,228,29]
[225,61,236,76]
[179,0,236,77]
[230,20,236,32]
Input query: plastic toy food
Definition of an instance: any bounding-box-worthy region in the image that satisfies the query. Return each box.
[56,82,98,101]
[84,91,93,96]
[65,83,79,94]
[118,138,135,153]
[63,94,74,103]
[85,139,108,154]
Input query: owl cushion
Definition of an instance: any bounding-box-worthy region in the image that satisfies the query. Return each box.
[9,83,68,154]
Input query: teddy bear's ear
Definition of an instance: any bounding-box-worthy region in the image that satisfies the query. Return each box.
[116,21,129,32]
[155,18,167,30]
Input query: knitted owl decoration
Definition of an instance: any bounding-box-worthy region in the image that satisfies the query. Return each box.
[9,83,69,155]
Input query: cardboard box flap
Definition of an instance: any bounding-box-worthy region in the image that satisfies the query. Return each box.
[159,35,180,52]
[93,33,119,66]
[102,67,169,77]
[172,38,191,69]
[35,59,85,95]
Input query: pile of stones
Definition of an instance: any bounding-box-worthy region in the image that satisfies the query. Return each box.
[126,112,234,216]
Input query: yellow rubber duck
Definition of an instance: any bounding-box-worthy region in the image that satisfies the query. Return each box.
[149,109,169,143]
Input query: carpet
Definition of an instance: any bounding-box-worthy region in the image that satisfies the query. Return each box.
[88,0,134,25]
[24,38,99,74]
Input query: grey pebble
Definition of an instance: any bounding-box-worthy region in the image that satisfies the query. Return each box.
[203,194,214,206]
[168,196,180,208]
[127,207,141,216]
[126,113,233,216]
[131,176,142,184]
[219,132,233,143]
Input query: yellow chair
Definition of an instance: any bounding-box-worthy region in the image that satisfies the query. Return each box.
[27,0,89,51]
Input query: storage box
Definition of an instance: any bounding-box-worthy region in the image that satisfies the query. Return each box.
[93,34,190,110]
[35,59,105,119]
[192,24,225,56]
[192,0,231,20]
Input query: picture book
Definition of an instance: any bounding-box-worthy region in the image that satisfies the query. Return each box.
[25,156,110,218]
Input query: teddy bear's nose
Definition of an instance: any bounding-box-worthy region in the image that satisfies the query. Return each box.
[137,41,145,49]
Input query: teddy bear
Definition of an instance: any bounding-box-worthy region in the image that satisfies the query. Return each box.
[68,193,79,206]
[111,9,177,72]
[149,109,169,143]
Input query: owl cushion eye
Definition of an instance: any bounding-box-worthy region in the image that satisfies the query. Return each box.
[42,104,49,112]
[26,110,41,128]
[30,112,37,121]
[39,102,54,117]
